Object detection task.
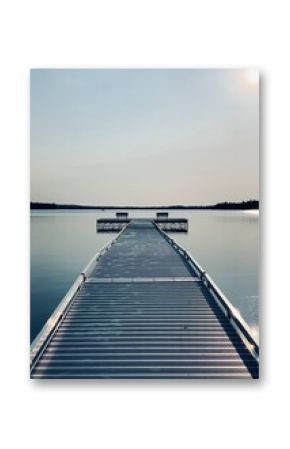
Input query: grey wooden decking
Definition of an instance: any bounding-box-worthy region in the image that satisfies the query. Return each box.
[31,220,259,379]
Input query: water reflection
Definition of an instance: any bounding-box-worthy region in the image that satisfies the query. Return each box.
[216,211,259,224]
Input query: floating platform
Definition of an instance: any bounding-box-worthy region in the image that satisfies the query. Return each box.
[155,218,188,232]
[97,218,131,232]
[97,212,188,232]
[30,219,259,379]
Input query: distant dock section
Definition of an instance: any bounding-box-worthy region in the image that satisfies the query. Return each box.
[97,212,188,232]
[97,218,131,232]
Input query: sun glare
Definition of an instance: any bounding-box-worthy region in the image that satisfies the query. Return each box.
[244,69,259,86]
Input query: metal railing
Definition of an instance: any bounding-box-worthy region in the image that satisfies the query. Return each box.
[154,222,259,362]
[30,222,131,371]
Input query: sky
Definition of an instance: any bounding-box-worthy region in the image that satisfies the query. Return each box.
[30,69,259,206]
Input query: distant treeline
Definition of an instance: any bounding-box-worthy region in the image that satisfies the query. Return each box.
[30,200,259,210]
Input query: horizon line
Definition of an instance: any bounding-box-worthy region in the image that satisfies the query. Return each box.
[30,199,259,210]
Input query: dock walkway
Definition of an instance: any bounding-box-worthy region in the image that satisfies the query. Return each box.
[31,219,259,379]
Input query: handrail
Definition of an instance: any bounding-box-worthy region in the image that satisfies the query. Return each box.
[30,220,132,371]
[154,222,259,362]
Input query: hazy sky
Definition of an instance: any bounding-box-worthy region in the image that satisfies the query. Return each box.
[31,69,259,206]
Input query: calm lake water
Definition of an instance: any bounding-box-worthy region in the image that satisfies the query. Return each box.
[30,209,259,342]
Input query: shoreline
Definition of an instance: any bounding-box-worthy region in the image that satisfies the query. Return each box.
[30,200,259,211]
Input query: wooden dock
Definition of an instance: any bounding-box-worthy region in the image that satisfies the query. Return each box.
[30,219,259,379]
